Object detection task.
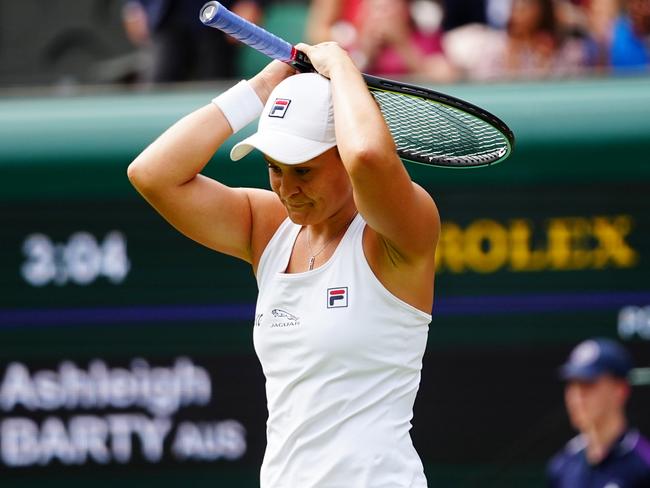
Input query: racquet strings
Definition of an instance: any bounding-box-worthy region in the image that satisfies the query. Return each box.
[370,90,511,167]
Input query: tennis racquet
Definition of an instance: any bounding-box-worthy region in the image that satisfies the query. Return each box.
[199,1,515,168]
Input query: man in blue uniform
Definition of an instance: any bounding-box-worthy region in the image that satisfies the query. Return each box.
[547,338,650,487]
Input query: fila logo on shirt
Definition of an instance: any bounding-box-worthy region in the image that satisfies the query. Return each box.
[269,98,291,118]
[327,287,348,308]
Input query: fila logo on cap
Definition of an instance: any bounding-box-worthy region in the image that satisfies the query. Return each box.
[269,98,291,118]
[327,287,348,308]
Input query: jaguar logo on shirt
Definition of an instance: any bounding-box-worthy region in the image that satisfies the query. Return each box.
[269,308,301,328]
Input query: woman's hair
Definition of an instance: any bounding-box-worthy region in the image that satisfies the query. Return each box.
[536,0,559,35]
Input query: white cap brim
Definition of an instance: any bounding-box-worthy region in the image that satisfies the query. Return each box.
[230,130,337,165]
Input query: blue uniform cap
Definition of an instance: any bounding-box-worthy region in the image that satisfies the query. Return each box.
[559,338,633,381]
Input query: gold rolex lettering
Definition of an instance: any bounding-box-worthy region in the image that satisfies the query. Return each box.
[435,215,638,274]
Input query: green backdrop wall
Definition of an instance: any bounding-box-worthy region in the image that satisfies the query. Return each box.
[1,76,649,487]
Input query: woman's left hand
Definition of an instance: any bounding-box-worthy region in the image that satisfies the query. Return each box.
[295,42,356,79]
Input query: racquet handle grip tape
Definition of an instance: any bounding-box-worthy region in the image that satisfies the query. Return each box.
[199,1,313,72]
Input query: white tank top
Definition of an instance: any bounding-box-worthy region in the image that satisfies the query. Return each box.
[254,214,431,488]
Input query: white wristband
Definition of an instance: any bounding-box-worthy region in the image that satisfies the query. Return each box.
[212,80,264,134]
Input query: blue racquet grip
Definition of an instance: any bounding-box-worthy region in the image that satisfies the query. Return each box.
[200,1,294,62]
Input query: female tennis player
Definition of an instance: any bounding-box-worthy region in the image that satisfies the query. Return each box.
[128,42,439,487]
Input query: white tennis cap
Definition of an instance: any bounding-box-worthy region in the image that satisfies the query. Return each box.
[230,73,336,165]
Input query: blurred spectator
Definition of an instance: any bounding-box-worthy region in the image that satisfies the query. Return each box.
[583,0,621,68]
[487,0,514,28]
[122,0,264,83]
[577,0,649,72]
[442,0,487,30]
[610,0,650,70]
[306,0,458,82]
[547,338,650,487]
[443,0,585,81]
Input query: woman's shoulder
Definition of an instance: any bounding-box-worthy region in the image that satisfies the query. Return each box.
[247,188,288,272]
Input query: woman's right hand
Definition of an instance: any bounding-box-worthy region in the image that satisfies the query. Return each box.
[249,61,297,105]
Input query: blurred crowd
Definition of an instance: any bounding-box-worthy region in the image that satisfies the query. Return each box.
[119,0,650,85]
[121,0,265,82]
[305,0,650,82]
[15,0,628,85]
[1,0,641,89]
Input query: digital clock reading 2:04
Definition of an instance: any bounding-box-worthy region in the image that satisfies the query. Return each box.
[21,231,130,287]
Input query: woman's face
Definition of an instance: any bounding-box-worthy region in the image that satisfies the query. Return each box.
[266,147,353,225]
[362,0,410,20]
[510,0,544,35]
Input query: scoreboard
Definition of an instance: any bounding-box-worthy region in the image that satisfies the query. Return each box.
[1,77,650,487]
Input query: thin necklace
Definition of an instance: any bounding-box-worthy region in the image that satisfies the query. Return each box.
[306,212,357,270]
